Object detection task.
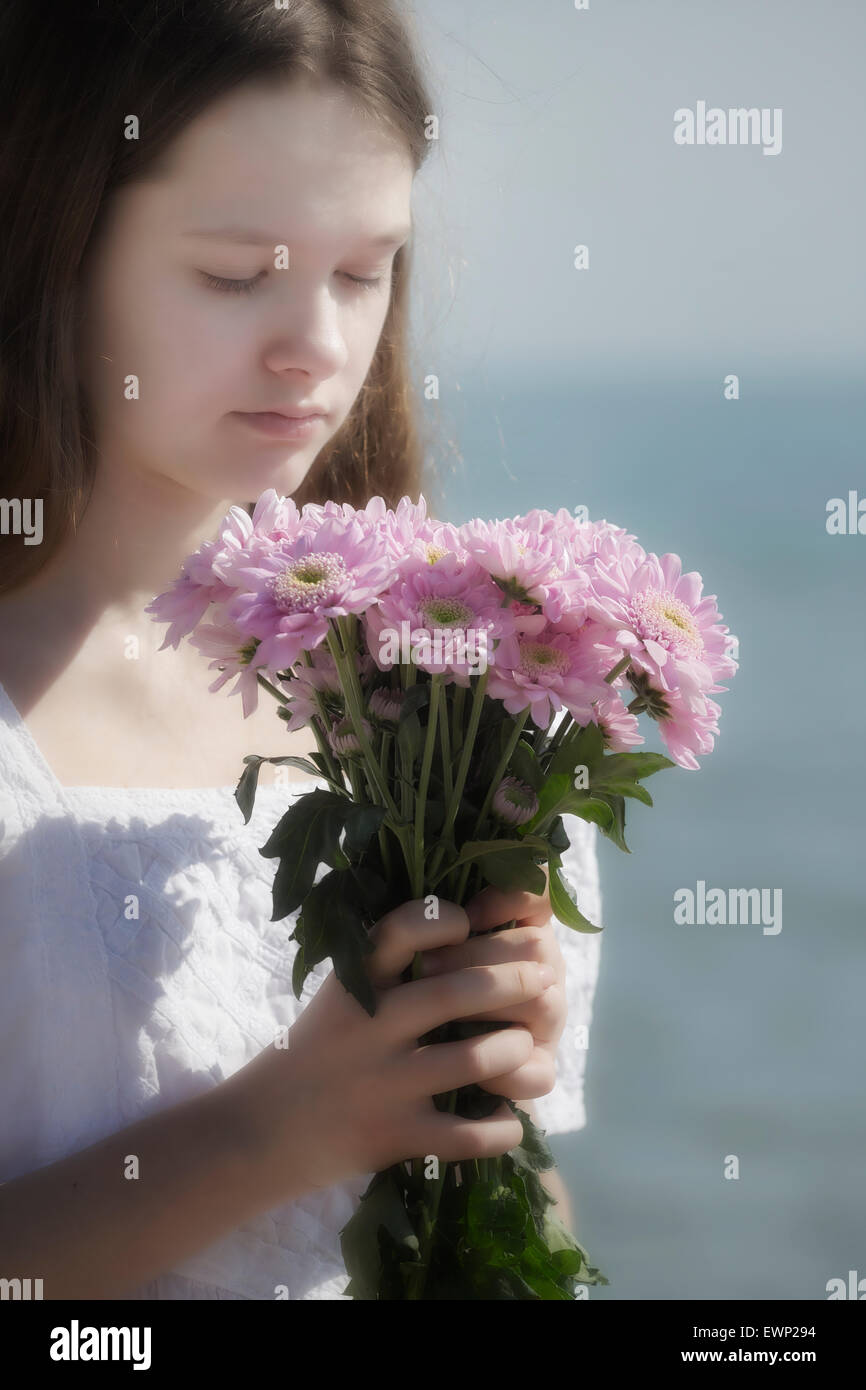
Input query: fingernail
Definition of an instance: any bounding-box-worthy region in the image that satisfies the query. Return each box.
[538,964,556,988]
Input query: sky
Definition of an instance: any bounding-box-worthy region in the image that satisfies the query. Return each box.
[407,0,866,383]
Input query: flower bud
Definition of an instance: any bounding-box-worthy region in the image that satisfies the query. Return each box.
[368,685,404,726]
[327,715,372,759]
[492,775,539,827]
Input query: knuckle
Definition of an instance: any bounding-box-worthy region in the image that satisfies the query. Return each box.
[472,963,499,995]
[443,901,471,937]
[516,962,544,996]
[518,926,548,959]
[525,924,549,952]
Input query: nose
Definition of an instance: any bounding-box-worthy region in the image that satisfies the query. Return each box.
[260,283,349,380]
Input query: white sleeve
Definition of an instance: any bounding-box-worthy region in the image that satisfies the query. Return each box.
[530,811,603,1138]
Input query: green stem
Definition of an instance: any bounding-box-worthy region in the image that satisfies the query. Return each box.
[324,626,414,880]
[438,680,453,806]
[412,673,443,896]
[546,710,573,755]
[258,669,344,788]
[408,1086,459,1300]
[256,672,289,705]
[451,707,529,903]
[604,653,632,685]
[451,684,466,762]
[426,667,489,886]
[376,730,394,879]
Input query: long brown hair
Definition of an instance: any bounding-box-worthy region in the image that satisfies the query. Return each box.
[0,0,443,595]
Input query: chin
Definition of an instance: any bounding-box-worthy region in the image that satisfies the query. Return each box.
[218,457,317,505]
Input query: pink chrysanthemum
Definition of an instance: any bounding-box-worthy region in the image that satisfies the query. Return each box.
[146,492,311,649]
[485,620,614,730]
[628,679,724,771]
[458,516,590,626]
[146,539,236,650]
[589,687,645,752]
[586,550,738,705]
[279,646,375,732]
[223,512,396,672]
[184,602,288,718]
[376,493,469,575]
[363,550,519,685]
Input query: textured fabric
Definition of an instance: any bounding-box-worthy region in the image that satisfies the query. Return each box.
[0,681,602,1299]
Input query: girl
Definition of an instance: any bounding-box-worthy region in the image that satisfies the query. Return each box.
[0,0,602,1299]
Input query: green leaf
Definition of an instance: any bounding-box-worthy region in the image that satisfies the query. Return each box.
[518,773,574,832]
[397,710,422,762]
[346,865,390,923]
[233,753,345,824]
[297,868,378,1016]
[596,791,630,852]
[548,856,603,933]
[509,1103,556,1173]
[260,789,347,919]
[598,779,653,806]
[478,851,547,895]
[291,934,309,1001]
[465,1179,529,1257]
[398,683,430,721]
[508,739,544,792]
[342,802,388,857]
[340,1169,420,1300]
[547,720,605,780]
[233,754,266,824]
[433,834,550,879]
[593,750,676,784]
[548,815,570,853]
[519,775,618,837]
[564,795,616,831]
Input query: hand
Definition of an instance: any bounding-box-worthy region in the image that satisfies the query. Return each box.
[413,873,567,1106]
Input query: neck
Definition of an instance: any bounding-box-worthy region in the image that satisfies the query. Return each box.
[21,462,239,628]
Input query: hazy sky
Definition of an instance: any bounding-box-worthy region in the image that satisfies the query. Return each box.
[408,0,865,381]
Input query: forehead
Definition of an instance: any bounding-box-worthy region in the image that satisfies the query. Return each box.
[136,77,414,249]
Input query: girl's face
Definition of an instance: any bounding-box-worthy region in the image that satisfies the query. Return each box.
[75,77,414,503]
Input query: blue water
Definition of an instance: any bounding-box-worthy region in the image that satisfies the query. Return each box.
[433,367,866,1299]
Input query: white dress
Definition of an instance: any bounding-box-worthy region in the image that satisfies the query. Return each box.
[0,680,603,1300]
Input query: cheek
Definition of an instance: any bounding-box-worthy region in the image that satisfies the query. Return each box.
[343,296,393,382]
[81,268,220,421]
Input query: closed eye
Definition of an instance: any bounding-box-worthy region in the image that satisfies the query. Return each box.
[198,270,385,295]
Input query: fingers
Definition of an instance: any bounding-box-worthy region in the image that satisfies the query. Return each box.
[408,1023,536,1096]
[455,982,564,1044]
[464,874,552,934]
[364,898,471,989]
[474,1052,557,1101]
[416,1100,526,1164]
[417,923,559,982]
[379,960,555,1044]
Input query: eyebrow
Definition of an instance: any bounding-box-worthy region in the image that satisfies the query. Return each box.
[182,225,412,249]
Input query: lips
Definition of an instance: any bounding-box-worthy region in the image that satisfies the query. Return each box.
[255,407,326,419]
[232,409,326,440]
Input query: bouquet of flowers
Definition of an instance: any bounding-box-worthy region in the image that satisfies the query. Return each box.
[147,491,738,1300]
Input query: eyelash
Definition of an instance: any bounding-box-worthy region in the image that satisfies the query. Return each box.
[198,270,384,295]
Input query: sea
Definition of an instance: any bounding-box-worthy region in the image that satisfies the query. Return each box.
[431,365,866,1299]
